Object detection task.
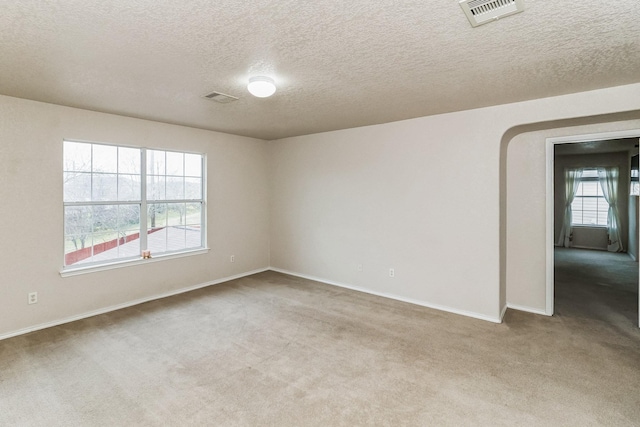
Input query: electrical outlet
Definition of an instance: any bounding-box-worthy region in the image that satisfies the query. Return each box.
[230,255,235,263]
[357,264,363,272]
[389,268,395,278]
[28,292,38,305]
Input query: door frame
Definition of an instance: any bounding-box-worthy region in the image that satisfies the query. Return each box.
[546,129,640,325]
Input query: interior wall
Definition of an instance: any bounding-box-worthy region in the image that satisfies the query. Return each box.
[629,195,639,261]
[0,95,270,337]
[2,84,640,336]
[554,152,630,251]
[270,83,640,322]
[507,120,640,313]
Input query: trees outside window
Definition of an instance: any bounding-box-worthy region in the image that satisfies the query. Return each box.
[63,141,204,267]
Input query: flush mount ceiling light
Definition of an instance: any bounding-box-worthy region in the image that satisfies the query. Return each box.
[247,76,276,98]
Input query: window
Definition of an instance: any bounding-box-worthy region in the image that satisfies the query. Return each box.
[63,141,205,269]
[571,168,608,226]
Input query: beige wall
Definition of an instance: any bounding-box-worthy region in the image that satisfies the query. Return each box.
[507,120,640,313]
[629,196,639,261]
[271,84,640,322]
[3,83,640,337]
[0,95,270,337]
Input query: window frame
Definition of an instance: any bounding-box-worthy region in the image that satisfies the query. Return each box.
[570,168,608,228]
[61,139,208,276]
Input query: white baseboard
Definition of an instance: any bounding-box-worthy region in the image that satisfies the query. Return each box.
[269,267,503,324]
[506,303,549,316]
[0,267,269,342]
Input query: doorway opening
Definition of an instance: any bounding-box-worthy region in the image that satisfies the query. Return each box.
[547,130,640,327]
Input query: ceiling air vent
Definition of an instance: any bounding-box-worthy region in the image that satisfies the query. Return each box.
[459,0,524,27]
[202,91,239,104]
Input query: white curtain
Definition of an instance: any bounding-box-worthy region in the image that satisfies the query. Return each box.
[557,168,583,247]
[598,167,623,252]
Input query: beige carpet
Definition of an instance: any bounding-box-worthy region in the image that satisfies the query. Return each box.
[555,247,638,330]
[1,269,639,426]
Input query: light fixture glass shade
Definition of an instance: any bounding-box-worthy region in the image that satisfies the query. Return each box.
[247,76,276,98]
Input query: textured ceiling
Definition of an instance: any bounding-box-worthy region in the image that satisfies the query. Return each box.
[1,1,639,140]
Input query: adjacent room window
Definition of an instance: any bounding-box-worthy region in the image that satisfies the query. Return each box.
[63,141,205,268]
[571,168,609,226]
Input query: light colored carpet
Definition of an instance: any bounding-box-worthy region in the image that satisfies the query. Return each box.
[555,247,638,327]
[1,269,639,426]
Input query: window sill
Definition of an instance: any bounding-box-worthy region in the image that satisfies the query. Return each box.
[60,248,210,277]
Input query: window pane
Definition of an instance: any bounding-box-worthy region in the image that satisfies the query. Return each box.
[64,141,205,268]
[582,210,597,225]
[571,212,582,225]
[64,141,91,172]
[65,234,91,260]
[185,153,202,177]
[581,169,599,178]
[582,198,597,211]
[185,177,202,199]
[118,204,140,231]
[118,147,140,174]
[64,205,93,266]
[581,182,599,196]
[93,174,118,201]
[166,177,185,200]
[64,172,91,202]
[147,150,165,175]
[571,198,582,211]
[147,227,167,254]
[165,204,187,251]
[92,145,118,173]
[65,235,82,255]
[186,228,202,248]
[93,205,118,233]
[148,203,167,229]
[64,206,93,234]
[118,174,141,201]
[65,205,129,265]
[121,230,141,245]
[597,214,608,226]
[118,231,141,258]
[147,200,167,254]
[185,203,201,226]
[167,226,187,252]
[91,232,120,262]
[147,176,166,200]
[167,203,185,226]
[598,198,609,211]
[166,151,184,176]
[186,203,202,248]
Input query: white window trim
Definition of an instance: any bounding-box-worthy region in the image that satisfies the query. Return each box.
[62,140,207,275]
[59,247,210,277]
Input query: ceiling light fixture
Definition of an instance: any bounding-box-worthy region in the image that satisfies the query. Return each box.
[247,76,276,98]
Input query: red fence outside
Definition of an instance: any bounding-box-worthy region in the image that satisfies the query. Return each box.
[65,228,164,265]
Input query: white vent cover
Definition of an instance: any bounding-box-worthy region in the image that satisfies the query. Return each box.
[202,91,239,104]
[459,0,524,27]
